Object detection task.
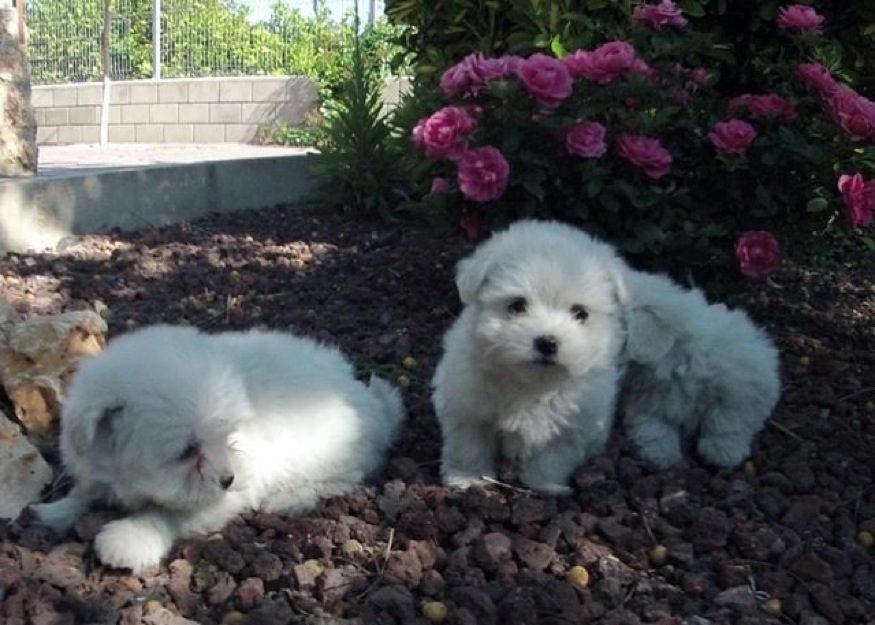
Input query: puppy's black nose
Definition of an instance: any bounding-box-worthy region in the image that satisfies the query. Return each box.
[534,335,559,356]
[219,474,235,490]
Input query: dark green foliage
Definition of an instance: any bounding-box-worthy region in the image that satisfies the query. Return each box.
[385,0,875,275]
[314,11,405,219]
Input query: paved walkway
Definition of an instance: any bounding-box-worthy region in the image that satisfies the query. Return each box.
[34,143,313,179]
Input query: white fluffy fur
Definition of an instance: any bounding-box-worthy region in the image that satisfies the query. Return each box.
[32,324,404,573]
[431,220,629,495]
[617,269,781,468]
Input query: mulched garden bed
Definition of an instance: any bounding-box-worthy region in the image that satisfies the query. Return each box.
[0,204,873,625]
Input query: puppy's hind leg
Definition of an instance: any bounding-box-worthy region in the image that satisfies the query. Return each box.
[625,413,684,469]
[518,436,585,496]
[440,420,498,489]
[696,407,755,469]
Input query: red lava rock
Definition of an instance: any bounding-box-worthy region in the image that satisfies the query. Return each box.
[472,532,513,572]
[511,535,555,571]
[33,552,86,589]
[397,504,439,540]
[574,536,614,565]
[292,562,321,590]
[595,555,637,605]
[234,576,265,611]
[118,604,144,625]
[448,586,497,623]
[452,517,486,548]
[206,571,237,605]
[781,460,817,492]
[250,552,283,582]
[731,524,786,560]
[435,504,467,533]
[2,206,874,624]
[420,569,446,596]
[383,548,423,587]
[166,559,200,615]
[367,584,417,622]
[319,565,368,604]
[713,585,758,613]
[780,495,825,534]
[687,507,731,552]
[754,486,791,519]
[200,539,245,574]
[301,535,334,560]
[716,562,751,589]
[680,572,709,596]
[510,496,556,527]
[497,587,539,625]
[786,551,834,582]
[409,539,438,570]
[808,582,845,624]
[246,597,294,625]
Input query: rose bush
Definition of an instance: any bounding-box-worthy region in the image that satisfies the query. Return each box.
[404,1,874,278]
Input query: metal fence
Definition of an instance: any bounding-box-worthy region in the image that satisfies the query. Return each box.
[26,0,385,85]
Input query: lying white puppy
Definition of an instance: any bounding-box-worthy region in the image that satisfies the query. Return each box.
[431,220,629,495]
[618,269,781,468]
[31,324,404,573]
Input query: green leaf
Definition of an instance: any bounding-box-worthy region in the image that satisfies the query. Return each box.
[677,0,706,18]
[806,197,829,213]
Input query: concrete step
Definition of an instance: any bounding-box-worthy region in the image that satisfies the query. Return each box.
[0,144,318,254]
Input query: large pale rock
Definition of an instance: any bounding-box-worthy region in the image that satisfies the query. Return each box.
[0,302,107,445]
[0,7,38,177]
[0,413,51,519]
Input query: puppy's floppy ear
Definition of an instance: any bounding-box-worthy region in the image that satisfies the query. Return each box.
[612,266,676,363]
[66,404,124,455]
[455,253,493,305]
[623,307,677,363]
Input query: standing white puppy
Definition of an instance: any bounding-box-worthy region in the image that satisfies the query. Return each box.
[431,220,629,495]
[618,269,781,468]
[31,324,404,573]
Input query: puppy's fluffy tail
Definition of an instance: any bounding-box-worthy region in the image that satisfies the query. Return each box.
[367,374,405,444]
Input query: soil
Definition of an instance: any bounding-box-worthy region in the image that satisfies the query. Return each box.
[0,204,873,625]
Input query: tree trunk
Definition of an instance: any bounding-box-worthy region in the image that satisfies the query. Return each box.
[0,6,38,177]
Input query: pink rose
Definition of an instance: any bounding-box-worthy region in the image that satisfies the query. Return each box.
[727,94,796,121]
[441,53,522,97]
[616,134,673,179]
[777,4,825,32]
[430,177,450,195]
[411,117,427,150]
[566,121,607,158]
[564,41,636,84]
[632,0,689,30]
[419,106,478,159]
[829,88,875,141]
[798,62,839,98]
[689,68,708,85]
[736,231,780,278]
[629,58,659,82]
[456,146,510,203]
[709,119,757,155]
[838,173,875,228]
[440,62,471,98]
[516,53,573,106]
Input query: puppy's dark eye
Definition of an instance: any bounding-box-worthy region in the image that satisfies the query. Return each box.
[179,442,200,461]
[507,298,527,315]
[571,305,589,323]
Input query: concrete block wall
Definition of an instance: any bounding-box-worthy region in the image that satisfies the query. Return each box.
[32,76,320,145]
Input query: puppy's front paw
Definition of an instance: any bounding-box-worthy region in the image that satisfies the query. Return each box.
[697,436,749,469]
[94,516,175,574]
